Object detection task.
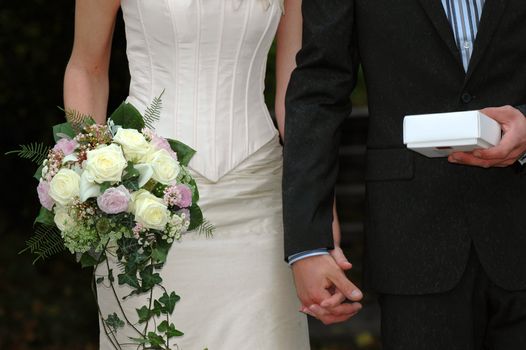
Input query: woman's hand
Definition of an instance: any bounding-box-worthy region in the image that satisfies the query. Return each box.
[330,200,353,271]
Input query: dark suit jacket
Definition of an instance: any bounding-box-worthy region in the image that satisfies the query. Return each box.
[283,0,526,294]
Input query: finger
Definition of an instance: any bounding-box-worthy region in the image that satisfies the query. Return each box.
[472,137,515,160]
[300,306,316,318]
[480,106,516,124]
[331,273,363,302]
[448,152,494,168]
[309,302,362,318]
[319,310,360,325]
[320,290,346,308]
[330,248,353,271]
[325,302,363,316]
[310,302,362,319]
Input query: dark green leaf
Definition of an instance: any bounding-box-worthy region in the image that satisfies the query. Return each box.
[34,207,55,226]
[140,265,162,290]
[108,269,114,283]
[116,237,140,260]
[159,291,180,315]
[52,122,76,142]
[157,320,169,333]
[166,324,184,338]
[80,252,99,268]
[118,272,140,289]
[167,138,196,166]
[146,332,165,347]
[105,313,125,332]
[152,300,163,317]
[136,306,152,324]
[34,164,44,180]
[122,179,140,192]
[188,204,204,231]
[99,181,113,193]
[151,242,170,264]
[129,337,149,345]
[187,178,200,203]
[109,102,145,131]
[96,277,104,284]
[151,183,167,197]
[122,161,140,181]
[125,251,146,273]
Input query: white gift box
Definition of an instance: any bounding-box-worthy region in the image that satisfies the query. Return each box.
[403,110,502,158]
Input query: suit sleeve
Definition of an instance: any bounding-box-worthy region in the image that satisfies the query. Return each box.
[282,0,359,260]
[516,104,526,117]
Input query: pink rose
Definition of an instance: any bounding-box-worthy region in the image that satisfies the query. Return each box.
[53,138,78,156]
[37,181,54,210]
[150,134,177,160]
[97,185,130,214]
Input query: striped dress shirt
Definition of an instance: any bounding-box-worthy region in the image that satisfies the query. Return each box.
[289,0,487,265]
[441,0,486,71]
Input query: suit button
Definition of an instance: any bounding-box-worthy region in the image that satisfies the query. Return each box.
[461,92,473,103]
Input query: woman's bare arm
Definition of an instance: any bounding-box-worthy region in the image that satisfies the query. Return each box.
[275,0,302,139]
[64,0,121,124]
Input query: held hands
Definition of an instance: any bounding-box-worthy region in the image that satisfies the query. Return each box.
[449,106,526,167]
[292,254,363,325]
[292,208,363,325]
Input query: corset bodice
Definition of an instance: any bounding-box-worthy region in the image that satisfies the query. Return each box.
[121,0,282,182]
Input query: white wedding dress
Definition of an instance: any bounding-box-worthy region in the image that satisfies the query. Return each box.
[96,0,310,349]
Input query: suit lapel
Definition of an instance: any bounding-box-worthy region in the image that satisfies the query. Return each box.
[465,0,509,81]
[417,0,462,68]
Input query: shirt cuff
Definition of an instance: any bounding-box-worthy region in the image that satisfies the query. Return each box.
[288,248,330,265]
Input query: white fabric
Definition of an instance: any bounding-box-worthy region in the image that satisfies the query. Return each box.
[97,137,310,349]
[121,0,282,182]
[97,1,310,348]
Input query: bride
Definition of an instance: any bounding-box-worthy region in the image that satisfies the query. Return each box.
[63,0,337,348]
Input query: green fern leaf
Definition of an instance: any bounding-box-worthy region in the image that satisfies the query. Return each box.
[64,109,94,132]
[143,90,165,129]
[196,219,215,238]
[19,224,66,264]
[6,142,50,165]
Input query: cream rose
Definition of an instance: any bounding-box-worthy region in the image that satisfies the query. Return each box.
[49,168,81,206]
[148,149,181,185]
[113,128,152,162]
[85,144,127,183]
[132,190,170,230]
[54,207,75,231]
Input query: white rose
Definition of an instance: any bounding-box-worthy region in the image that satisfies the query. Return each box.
[113,128,152,162]
[85,144,127,184]
[49,168,81,206]
[132,190,170,230]
[54,207,75,231]
[148,149,180,185]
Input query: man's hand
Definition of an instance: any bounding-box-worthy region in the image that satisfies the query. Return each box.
[449,106,526,167]
[292,254,363,325]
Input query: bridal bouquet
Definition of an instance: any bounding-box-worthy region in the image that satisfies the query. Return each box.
[9,95,211,350]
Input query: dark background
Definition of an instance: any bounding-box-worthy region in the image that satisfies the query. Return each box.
[0,1,377,349]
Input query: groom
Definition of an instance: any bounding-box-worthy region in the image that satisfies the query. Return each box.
[283,0,526,348]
